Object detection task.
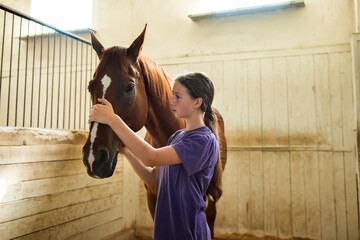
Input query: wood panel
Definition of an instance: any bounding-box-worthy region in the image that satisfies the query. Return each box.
[156,46,359,239]
[1,45,359,239]
[0,129,126,240]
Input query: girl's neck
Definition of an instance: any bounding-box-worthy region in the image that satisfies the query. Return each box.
[184,112,205,132]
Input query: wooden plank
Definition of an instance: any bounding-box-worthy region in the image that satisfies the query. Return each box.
[247,58,264,235]
[211,61,224,120]
[236,60,251,234]
[0,159,85,184]
[135,173,149,228]
[341,52,359,240]
[235,59,249,146]
[275,152,292,238]
[287,55,315,238]
[0,127,88,146]
[260,58,277,236]
[224,152,238,233]
[0,144,83,164]
[318,152,336,239]
[287,56,316,147]
[273,56,292,238]
[122,157,136,230]
[16,206,123,240]
[328,52,348,240]
[263,151,277,236]
[1,173,120,203]
[261,58,276,147]
[314,54,332,146]
[0,194,122,239]
[249,151,264,236]
[223,60,236,146]
[215,170,227,235]
[0,180,122,223]
[290,152,306,238]
[68,218,124,240]
[237,151,250,234]
[313,53,336,239]
[247,59,262,147]
[303,152,321,239]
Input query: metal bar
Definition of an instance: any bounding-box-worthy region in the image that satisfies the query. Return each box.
[6,14,14,126]
[0,12,6,117]
[74,40,78,129]
[84,44,88,128]
[0,3,91,45]
[56,34,61,129]
[15,16,22,126]
[44,31,50,128]
[68,38,73,129]
[50,33,56,128]
[62,36,68,129]
[30,23,37,127]
[22,19,29,127]
[37,25,43,128]
[79,42,83,129]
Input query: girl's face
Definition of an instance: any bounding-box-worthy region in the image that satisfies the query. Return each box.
[170,82,199,119]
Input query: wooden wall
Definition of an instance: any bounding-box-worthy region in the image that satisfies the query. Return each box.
[149,44,358,239]
[0,44,359,239]
[0,127,132,239]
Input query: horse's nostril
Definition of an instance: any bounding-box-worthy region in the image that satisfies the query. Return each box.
[98,148,109,162]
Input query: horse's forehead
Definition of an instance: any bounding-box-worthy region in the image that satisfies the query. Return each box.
[101,48,134,74]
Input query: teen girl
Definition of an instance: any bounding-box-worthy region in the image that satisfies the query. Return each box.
[88,72,219,240]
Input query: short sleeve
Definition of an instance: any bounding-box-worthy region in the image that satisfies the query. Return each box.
[172,134,217,176]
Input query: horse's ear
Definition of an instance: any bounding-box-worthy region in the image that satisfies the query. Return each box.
[127,24,147,62]
[90,30,104,59]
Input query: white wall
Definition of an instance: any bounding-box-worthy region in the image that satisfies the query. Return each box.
[92,0,354,59]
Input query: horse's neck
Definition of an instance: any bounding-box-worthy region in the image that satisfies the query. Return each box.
[139,57,185,147]
[145,101,184,147]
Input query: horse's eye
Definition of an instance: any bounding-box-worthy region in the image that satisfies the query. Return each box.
[125,84,134,93]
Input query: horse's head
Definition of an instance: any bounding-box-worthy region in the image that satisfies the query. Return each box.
[82,25,149,178]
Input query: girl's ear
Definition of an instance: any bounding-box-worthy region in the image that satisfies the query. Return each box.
[195,98,203,109]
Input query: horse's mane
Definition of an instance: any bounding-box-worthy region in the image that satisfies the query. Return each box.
[138,56,173,106]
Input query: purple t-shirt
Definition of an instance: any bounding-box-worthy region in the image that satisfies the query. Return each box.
[153,126,218,240]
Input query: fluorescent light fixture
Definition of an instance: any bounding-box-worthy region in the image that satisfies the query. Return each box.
[189,0,305,20]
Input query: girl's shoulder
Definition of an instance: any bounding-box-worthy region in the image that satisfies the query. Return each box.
[168,126,216,145]
[167,129,186,145]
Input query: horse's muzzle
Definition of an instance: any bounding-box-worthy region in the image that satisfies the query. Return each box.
[82,147,118,179]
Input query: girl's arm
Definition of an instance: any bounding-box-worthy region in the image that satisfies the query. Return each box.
[121,147,159,188]
[89,98,181,167]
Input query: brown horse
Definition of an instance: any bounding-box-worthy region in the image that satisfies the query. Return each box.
[82,25,227,237]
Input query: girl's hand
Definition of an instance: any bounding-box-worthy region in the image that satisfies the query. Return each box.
[88,98,116,125]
